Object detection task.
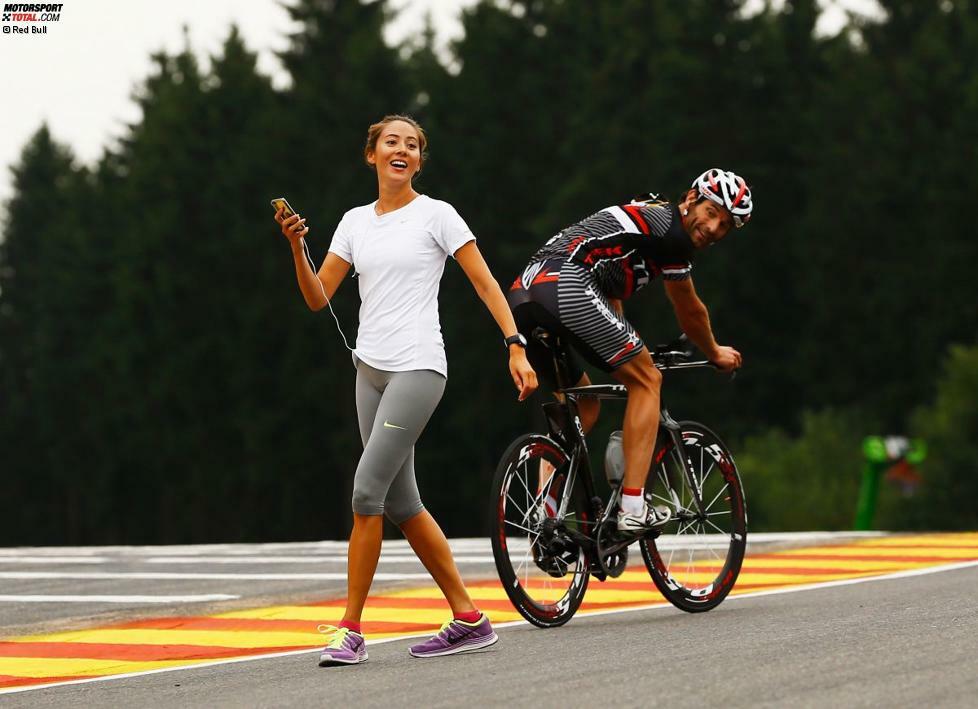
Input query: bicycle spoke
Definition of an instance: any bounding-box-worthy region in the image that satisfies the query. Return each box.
[519,464,532,521]
[703,517,729,536]
[505,492,531,525]
[504,519,537,535]
[650,491,674,506]
[704,482,730,513]
[674,448,695,511]
[700,459,716,492]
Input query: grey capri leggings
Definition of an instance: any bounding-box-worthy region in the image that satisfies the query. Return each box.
[352,358,446,524]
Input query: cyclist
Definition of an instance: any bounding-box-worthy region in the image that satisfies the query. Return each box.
[277,115,537,666]
[507,169,750,532]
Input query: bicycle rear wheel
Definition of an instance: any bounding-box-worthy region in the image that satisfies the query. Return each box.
[490,434,591,627]
[639,421,747,612]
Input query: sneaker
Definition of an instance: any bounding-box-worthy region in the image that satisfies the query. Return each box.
[317,625,368,666]
[408,615,498,658]
[617,502,672,532]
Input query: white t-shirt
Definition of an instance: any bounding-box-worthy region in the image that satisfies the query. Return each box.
[327,194,476,377]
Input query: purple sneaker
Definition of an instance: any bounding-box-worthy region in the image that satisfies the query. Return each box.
[409,615,498,658]
[317,625,368,666]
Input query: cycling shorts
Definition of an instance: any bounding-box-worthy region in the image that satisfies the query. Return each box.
[506,258,644,390]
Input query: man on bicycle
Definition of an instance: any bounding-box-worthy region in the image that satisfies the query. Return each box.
[506,168,751,532]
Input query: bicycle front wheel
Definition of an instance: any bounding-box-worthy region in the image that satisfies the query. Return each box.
[490,434,591,628]
[640,422,747,612]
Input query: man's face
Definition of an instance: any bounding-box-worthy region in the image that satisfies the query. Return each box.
[681,191,734,248]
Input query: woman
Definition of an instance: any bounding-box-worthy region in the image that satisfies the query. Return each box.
[275,114,537,665]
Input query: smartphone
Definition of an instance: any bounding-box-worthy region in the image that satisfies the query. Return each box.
[270,197,297,219]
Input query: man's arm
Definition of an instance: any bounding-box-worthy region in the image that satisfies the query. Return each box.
[663,277,720,358]
[663,278,742,371]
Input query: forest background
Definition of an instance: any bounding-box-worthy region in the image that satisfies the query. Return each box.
[2,0,976,544]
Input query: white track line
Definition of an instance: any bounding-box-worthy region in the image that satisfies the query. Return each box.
[0,571,432,581]
[1,558,974,696]
[142,556,495,565]
[0,532,886,558]
[0,594,239,604]
[0,557,110,564]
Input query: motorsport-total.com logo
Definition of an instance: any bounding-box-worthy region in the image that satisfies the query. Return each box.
[2,3,63,34]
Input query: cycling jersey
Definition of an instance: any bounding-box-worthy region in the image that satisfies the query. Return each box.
[527,200,695,298]
[507,199,694,385]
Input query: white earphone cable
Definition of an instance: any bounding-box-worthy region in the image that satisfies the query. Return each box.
[300,237,355,353]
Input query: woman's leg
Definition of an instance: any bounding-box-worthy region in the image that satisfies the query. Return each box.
[341,363,393,625]
[347,367,446,621]
[399,509,476,615]
[368,370,476,613]
[342,513,384,624]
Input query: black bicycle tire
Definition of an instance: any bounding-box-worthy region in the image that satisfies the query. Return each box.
[489,433,590,628]
[640,421,747,613]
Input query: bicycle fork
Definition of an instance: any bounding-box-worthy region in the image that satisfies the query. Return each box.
[660,406,707,519]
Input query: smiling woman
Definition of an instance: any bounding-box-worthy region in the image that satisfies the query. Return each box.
[273,114,538,666]
[363,114,428,189]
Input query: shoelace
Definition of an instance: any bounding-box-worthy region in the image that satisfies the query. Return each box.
[317,624,356,650]
[436,620,470,642]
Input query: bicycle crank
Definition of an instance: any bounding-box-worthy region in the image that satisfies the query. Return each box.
[594,521,630,578]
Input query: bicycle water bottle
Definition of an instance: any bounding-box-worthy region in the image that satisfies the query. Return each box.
[604,430,624,486]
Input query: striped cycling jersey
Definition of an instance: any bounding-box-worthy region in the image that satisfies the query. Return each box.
[529,200,695,300]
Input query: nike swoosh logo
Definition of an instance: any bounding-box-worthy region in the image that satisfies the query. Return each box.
[383,421,407,430]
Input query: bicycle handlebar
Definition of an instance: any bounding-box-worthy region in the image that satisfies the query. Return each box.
[533,328,736,383]
[651,334,737,379]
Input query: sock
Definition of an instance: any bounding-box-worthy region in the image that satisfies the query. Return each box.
[454,610,483,624]
[621,487,645,515]
[339,620,362,634]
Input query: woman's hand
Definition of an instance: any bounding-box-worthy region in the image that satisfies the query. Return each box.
[509,347,538,401]
[275,207,309,246]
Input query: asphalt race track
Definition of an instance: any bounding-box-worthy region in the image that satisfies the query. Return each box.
[1,532,976,707]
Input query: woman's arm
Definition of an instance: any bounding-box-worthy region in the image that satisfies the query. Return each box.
[293,246,350,311]
[276,209,351,310]
[454,241,538,401]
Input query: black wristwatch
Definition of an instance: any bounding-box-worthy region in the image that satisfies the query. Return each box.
[504,333,528,349]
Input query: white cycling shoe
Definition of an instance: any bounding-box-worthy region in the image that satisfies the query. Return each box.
[617,502,672,532]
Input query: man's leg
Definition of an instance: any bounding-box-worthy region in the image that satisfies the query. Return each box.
[610,348,665,529]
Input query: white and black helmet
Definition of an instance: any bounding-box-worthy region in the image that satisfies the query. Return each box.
[692,168,753,228]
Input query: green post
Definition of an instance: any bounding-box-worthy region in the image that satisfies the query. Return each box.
[855,436,927,530]
[855,437,887,531]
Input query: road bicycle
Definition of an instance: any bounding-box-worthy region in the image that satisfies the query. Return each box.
[490,329,747,627]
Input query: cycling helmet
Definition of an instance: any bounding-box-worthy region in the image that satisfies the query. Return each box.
[692,168,753,228]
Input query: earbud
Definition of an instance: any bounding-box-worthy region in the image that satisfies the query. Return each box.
[682,208,688,217]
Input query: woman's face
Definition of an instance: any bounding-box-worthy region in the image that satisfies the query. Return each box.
[680,190,734,248]
[367,120,422,185]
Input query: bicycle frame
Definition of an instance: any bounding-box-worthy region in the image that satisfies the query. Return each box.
[493,330,746,621]
[537,332,719,547]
